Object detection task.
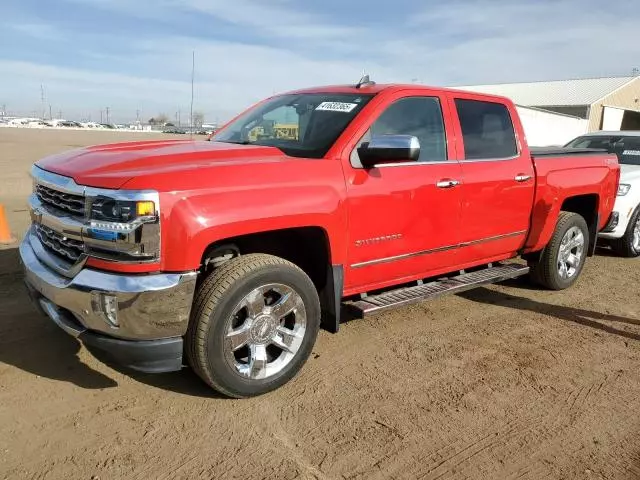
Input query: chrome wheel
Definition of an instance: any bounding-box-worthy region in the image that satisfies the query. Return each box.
[557,226,585,279]
[224,283,306,380]
[633,217,640,252]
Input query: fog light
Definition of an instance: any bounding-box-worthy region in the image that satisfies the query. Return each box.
[92,293,119,327]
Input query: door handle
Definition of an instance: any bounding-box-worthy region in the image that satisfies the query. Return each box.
[436,179,460,188]
[514,174,532,182]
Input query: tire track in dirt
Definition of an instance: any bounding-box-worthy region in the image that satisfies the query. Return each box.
[347,375,611,480]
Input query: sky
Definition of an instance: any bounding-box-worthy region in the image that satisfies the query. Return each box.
[0,0,638,123]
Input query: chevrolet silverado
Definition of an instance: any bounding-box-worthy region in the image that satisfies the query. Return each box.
[21,80,619,397]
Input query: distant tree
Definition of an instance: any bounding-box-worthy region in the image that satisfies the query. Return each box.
[192,111,204,129]
[148,114,169,126]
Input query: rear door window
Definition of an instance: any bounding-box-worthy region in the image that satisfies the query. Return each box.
[454,99,518,160]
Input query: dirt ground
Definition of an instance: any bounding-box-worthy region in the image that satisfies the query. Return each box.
[1,128,640,480]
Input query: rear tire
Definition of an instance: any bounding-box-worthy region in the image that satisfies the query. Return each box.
[186,254,321,398]
[611,207,640,258]
[529,211,589,290]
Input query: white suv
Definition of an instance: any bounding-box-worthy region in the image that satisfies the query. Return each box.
[566,131,640,257]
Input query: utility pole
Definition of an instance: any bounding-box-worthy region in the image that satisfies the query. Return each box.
[100,110,103,123]
[178,109,181,126]
[40,84,46,120]
[105,107,110,123]
[136,109,140,123]
[49,105,52,120]
[190,50,195,137]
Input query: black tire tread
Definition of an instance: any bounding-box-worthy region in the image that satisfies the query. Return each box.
[186,253,314,398]
[610,207,640,258]
[529,211,588,290]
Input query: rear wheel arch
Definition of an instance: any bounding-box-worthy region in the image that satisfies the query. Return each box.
[528,211,589,290]
[559,194,600,256]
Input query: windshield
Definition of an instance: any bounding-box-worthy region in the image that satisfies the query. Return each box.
[212,93,374,158]
[566,135,640,165]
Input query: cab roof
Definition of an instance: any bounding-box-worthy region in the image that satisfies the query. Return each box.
[284,83,514,104]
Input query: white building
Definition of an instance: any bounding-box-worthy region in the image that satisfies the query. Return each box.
[456,76,640,146]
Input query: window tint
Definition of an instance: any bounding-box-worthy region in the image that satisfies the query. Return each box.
[617,137,640,165]
[368,97,447,162]
[213,93,373,158]
[566,137,615,149]
[455,99,518,160]
[566,136,640,165]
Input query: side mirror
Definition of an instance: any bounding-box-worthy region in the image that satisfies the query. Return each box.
[357,135,420,168]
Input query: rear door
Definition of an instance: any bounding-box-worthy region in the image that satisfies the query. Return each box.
[342,90,463,292]
[448,94,535,264]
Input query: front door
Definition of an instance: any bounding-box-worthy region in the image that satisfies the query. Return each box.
[343,92,463,293]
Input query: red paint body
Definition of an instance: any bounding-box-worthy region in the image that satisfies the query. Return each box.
[36,84,619,297]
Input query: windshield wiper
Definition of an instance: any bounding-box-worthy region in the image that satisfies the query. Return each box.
[215,140,253,145]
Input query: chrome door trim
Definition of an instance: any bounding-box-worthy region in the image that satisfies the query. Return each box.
[350,230,527,269]
[373,160,455,168]
[458,154,521,163]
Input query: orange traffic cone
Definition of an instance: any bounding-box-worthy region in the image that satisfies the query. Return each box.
[0,204,16,245]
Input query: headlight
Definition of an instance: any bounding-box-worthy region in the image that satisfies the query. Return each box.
[618,183,631,196]
[90,196,156,224]
[84,192,160,261]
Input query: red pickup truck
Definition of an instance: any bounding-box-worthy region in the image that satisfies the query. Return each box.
[21,80,619,397]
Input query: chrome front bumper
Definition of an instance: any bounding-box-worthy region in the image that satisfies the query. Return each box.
[20,231,198,341]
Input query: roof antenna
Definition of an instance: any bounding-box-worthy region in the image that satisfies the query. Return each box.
[356,70,375,89]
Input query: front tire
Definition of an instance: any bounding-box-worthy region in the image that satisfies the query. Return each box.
[611,207,640,258]
[186,254,321,398]
[529,211,589,290]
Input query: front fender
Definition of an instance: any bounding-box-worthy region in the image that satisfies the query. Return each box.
[159,185,348,271]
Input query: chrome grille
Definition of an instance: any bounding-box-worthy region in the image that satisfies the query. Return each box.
[35,224,84,263]
[35,184,85,216]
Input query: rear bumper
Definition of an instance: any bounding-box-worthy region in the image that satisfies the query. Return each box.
[20,231,198,373]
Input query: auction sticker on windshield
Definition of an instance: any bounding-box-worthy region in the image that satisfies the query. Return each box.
[315,102,358,112]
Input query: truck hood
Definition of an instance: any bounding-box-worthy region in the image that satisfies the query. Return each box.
[35,139,288,189]
[619,164,640,184]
